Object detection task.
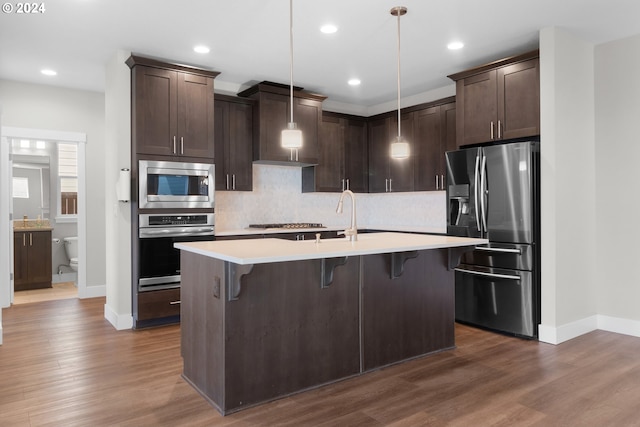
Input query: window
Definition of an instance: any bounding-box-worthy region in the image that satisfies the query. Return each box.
[58,143,78,216]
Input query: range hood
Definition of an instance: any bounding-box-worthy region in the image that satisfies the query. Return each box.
[238,81,326,167]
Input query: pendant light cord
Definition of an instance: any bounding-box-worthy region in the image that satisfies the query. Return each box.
[396,8,402,139]
[289,0,294,124]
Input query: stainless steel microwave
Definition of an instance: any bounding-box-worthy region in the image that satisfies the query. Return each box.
[138,160,214,209]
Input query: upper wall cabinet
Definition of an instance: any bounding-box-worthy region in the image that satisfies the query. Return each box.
[448,50,539,146]
[413,99,456,191]
[302,112,368,193]
[238,82,326,165]
[214,94,254,191]
[126,55,219,160]
[368,112,414,193]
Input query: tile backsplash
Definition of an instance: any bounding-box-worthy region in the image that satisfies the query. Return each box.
[215,164,446,231]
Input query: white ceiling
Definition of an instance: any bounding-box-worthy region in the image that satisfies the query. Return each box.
[1,0,640,108]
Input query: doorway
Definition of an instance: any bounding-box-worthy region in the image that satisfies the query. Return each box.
[1,126,87,309]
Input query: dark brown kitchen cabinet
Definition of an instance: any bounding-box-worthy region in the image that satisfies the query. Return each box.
[14,230,52,291]
[449,50,539,146]
[413,99,456,191]
[126,55,219,160]
[136,288,181,321]
[214,95,254,191]
[302,112,368,193]
[238,82,326,165]
[368,113,414,193]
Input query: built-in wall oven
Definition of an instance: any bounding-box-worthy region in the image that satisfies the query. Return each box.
[139,160,214,209]
[138,213,215,292]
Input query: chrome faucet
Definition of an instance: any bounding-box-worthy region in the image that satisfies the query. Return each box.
[336,190,357,242]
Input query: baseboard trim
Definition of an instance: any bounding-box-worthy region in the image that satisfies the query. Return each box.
[539,315,640,344]
[104,303,133,330]
[79,284,106,299]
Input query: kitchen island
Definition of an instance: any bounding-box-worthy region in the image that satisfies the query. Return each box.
[175,232,486,415]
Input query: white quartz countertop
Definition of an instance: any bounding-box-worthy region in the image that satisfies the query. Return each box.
[175,232,487,265]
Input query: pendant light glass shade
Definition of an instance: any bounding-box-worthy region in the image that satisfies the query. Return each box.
[281,0,303,151]
[390,136,410,159]
[390,6,409,160]
[282,123,303,148]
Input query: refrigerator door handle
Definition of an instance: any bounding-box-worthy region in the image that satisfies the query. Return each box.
[474,154,481,232]
[454,268,521,281]
[480,154,488,233]
[474,246,522,254]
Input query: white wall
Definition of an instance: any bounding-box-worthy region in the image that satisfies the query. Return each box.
[0,80,107,292]
[538,28,598,343]
[103,50,132,330]
[594,34,640,329]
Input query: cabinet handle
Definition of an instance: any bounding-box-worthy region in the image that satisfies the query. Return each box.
[435,175,439,190]
[29,233,32,246]
[389,178,393,192]
[232,174,236,190]
[490,121,495,140]
[23,233,26,246]
[341,179,345,192]
[226,174,230,190]
[173,136,177,154]
[441,175,445,190]
[385,179,388,192]
[169,300,181,305]
[180,137,184,155]
[497,120,502,139]
[346,179,350,191]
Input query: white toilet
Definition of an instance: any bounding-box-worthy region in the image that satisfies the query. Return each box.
[63,236,79,271]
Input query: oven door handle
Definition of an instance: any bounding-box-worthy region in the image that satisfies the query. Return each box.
[139,227,215,238]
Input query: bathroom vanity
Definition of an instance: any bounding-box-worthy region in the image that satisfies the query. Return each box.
[175,232,486,415]
[13,221,53,291]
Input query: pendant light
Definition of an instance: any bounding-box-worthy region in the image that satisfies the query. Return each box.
[390,6,410,159]
[281,0,302,161]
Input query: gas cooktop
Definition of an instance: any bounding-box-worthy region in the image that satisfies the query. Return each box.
[249,223,325,229]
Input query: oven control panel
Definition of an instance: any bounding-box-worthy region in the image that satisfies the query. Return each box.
[139,213,215,228]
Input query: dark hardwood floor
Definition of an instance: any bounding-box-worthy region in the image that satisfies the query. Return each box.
[1,297,639,426]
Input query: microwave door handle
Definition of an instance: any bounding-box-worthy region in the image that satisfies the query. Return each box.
[474,154,481,233]
[480,153,488,233]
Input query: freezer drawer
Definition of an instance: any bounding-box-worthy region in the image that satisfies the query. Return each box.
[455,264,535,338]
[460,243,534,271]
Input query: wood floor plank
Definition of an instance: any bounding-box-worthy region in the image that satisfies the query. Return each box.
[1,297,640,426]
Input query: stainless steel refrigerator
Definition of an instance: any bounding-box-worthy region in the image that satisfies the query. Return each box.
[446,140,540,338]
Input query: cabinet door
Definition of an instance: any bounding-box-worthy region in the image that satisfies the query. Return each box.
[28,231,52,286]
[456,69,497,146]
[177,73,215,159]
[413,106,441,191]
[367,116,392,193]
[315,114,345,192]
[133,66,178,156]
[389,113,415,192]
[498,58,540,140]
[214,100,230,190]
[13,232,28,287]
[344,119,368,193]
[294,97,321,164]
[440,102,457,189]
[256,92,290,163]
[227,101,253,191]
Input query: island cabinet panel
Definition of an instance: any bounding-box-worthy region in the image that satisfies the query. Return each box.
[180,252,360,415]
[361,249,454,371]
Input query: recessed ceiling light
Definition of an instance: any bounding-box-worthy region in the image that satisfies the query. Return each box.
[320,24,338,34]
[447,41,464,50]
[41,69,57,76]
[193,45,210,54]
[348,78,361,86]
